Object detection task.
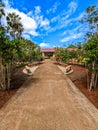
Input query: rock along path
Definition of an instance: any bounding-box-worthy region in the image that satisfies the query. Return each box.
[0,59,98,130]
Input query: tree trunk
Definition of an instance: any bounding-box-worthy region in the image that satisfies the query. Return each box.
[89,61,96,91]
[94,72,98,88]
[0,61,6,90]
[86,69,90,89]
[0,58,11,90]
[6,64,11,90]
[89,72,96,90]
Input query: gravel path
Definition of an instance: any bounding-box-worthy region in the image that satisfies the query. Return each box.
[0,59,98,130]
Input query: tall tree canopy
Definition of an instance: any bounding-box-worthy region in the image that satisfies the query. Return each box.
[6,12,24,39]
[0,0,5,25]
[81,5,98,38]
[0,9,41,90]
[81,5,98,90]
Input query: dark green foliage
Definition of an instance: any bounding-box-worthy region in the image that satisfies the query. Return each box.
[56,49,70,62]
[67,44,77,48]
[68,51,77,59]
[84,35,98,65]
[0,10,41,90]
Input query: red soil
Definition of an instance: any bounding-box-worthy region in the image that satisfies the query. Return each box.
[68,65,98,109]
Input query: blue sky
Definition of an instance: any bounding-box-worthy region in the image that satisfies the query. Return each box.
[3,0,98,48]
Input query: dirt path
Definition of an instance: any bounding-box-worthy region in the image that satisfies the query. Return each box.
[0,59,98,130]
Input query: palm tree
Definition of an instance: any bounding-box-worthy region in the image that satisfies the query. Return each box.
[85,5,98,37]
[0,1,5,25]
[16,23,24,38]
[6,12,23,39]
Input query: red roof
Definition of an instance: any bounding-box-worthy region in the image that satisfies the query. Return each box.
[41,48,55,53]
[67,47,77,51]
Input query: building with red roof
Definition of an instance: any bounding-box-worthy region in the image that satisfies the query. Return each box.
[67,47,77,51]
[41,48,55,58]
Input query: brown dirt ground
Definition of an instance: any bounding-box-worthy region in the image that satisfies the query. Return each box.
[0,62,98,109]
[68,65,98,109]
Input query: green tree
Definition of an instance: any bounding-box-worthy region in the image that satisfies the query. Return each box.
[81,5,98,90]
[67,44,77,48]
[6,12,23,39]
[68,50,77,59]
[0,9,41,90]
[55,48,70,62]
[81,5,98,38]
[0,0,5,25]
[13,38,41,63]
[0,11,24,90]
[84,35,98,90]
[0,26,11,90]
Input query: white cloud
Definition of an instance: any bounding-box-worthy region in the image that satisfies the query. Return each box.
[2,0,85,46]
[40,18,49,26]
[3,0,50,38]
[22,34,31,39]
[50,1,78,32]
[27,11,33,17]
[3,0,38,37]
[68,1,78,14]
[60,17,87,43]
[33,7,50,30]
[71,12,85,22]
[47,2,60,14]
[35,6,41,14]
[62,24,82,36]
[22,7,27,12]
[21,14,37,31]
[3,0,10,8]
[40,18,50,30]
[39,43,50,48]
[60,33,83,43]
[51,1,78,23]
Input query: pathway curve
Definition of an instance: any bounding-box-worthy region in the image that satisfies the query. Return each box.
[0,59,98,130]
